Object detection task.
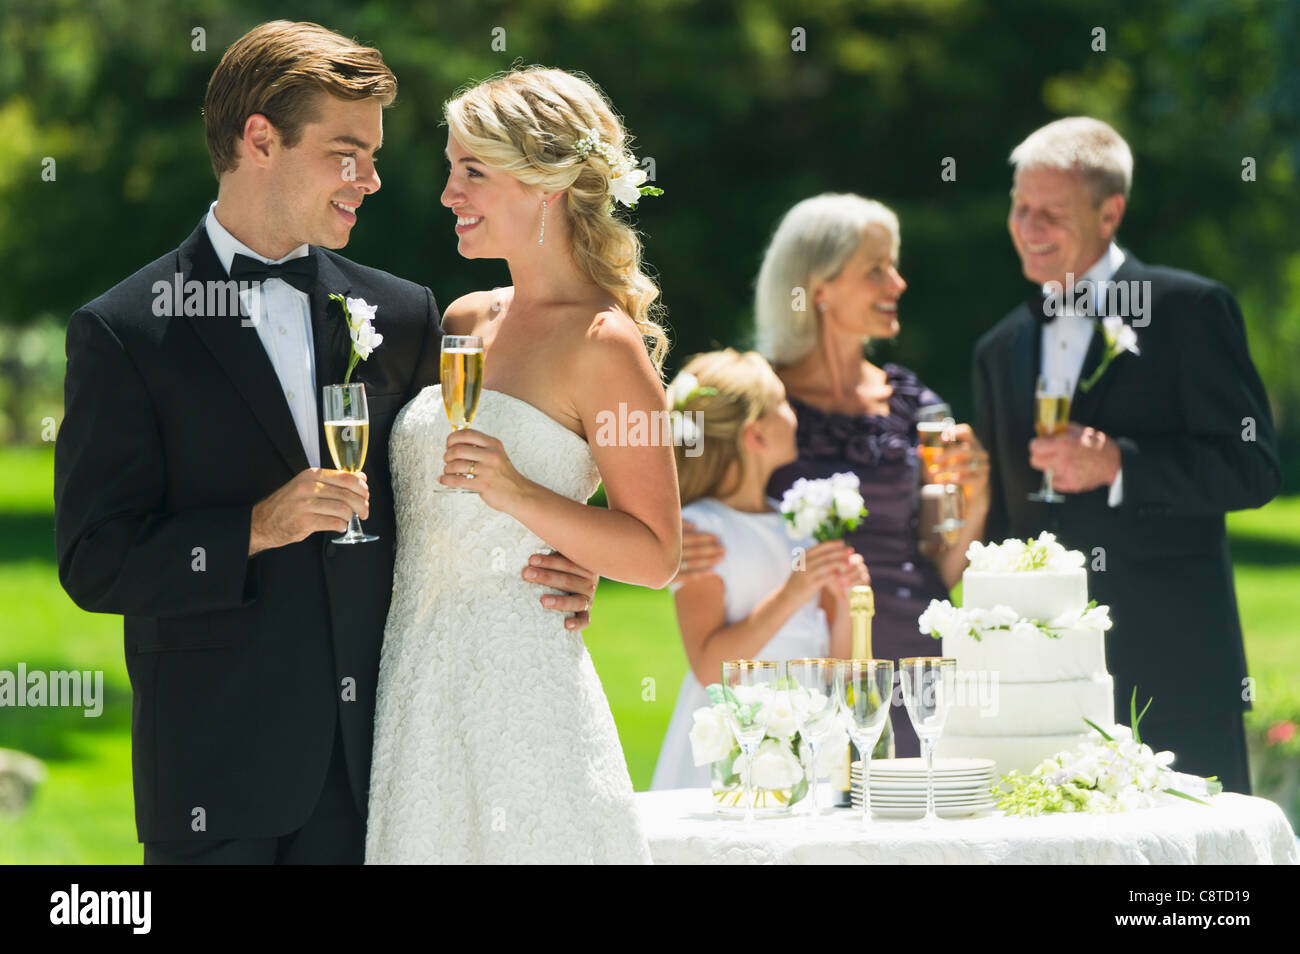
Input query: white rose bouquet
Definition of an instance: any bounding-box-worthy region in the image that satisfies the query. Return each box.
[779,472,868,543]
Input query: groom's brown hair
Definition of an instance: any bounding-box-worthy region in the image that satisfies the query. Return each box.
[204,20,397,178]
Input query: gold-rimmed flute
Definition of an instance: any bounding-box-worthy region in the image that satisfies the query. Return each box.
[784,658,839,817]
[438,334,485,495]
[321,383,378,544]
[1028,375,1071,503]
[721,660,779,823]
[834,659,894,823]
[900,656,957,826]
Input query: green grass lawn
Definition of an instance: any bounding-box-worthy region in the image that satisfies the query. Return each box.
[1,445,1297,862]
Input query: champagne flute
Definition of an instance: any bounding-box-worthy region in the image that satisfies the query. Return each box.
[721,660,779,823]
[321,383,378,544]
[917,403,964,538]
[437,335,485,494]
[834,659,894,824]
[785,658,839,817]
[900,657,957,826]
[1028,375,1071,503]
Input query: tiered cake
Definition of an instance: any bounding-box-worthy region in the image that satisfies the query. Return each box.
[928,534,1116,776]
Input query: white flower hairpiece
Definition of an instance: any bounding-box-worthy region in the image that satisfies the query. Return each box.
[666,371,714,447]
[572,127,664,209]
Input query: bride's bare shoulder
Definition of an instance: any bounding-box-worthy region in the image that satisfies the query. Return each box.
[572,301,657,383]
[440,287,512,336]
[577,300,640,348]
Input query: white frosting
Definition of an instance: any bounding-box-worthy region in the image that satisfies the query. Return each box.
[961,569,1088,619]
[936,555,1116,776]
[944,674,1115,737]
[942,625,1107,682]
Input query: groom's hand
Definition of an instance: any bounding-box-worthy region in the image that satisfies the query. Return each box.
[523,551,597,631]
[249,467,370,556]
[1028,423,1121,494]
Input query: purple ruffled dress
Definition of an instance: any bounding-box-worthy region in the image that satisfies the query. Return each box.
[766,363,950,758]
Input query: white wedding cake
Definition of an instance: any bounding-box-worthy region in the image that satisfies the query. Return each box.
[919,533,1116,776]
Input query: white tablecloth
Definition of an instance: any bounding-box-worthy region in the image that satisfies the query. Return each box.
[636,788,1300,864]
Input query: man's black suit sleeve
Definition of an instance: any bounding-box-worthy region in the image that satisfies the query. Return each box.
[54,307,260,617]
[972,342,1010,541]
[403,285,442,403]
[1115,286,1281,515]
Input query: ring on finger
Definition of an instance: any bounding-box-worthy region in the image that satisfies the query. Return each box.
[468,462,477,477]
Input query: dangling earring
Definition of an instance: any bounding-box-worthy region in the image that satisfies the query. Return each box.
[538,199,547,246]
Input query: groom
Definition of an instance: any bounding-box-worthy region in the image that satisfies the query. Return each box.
[53,20,599,863]
[973,117,1280,794]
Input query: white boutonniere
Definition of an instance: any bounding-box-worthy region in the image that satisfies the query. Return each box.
[1079,315,1139,393]
[329,294,384,385]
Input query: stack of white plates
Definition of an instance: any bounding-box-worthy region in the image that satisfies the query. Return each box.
[850,757,997,819]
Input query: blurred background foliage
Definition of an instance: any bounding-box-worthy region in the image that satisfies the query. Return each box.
[0,0,1297,473]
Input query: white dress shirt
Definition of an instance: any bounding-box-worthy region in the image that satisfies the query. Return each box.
[205,201,321,468]
[1040,241,1125,506]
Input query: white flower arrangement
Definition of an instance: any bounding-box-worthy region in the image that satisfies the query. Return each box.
[572,127,664,209]
[779,473,868,543]
[996,691,1222,814]
[1079,315,1140,393]
[328,294,384,385]
[918,598,1112,643]
[965,531,1085,573]
[689,682,851,803]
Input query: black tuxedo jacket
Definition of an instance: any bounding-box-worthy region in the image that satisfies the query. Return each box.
[973,252,1280,723]
[53,217,442,842]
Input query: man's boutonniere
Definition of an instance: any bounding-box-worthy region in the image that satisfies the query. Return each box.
[329,294,384,385]
[1079,315,1139,393]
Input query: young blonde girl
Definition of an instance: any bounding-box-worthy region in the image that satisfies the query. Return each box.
[651,349,868,790]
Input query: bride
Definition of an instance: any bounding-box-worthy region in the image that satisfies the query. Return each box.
[364,66,681,864]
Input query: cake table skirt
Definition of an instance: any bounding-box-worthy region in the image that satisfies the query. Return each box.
[635,789,1300,865]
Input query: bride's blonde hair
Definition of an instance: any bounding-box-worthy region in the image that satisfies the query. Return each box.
[443,65,668,375]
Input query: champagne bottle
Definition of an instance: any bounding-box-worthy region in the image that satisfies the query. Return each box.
[833,584,896,808]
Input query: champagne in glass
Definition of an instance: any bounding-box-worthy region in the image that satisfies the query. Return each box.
[325,419,369,473]
[900,657,957,826]
[321,383,378,544]
[916,421,949,483]
[1028,375,1071,503]
[437,335,485,494]
[916,403,964,535]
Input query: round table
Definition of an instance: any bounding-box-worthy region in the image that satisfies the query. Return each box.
[635,788,1300,864]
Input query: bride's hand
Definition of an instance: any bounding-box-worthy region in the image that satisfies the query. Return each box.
[441,428,531,511]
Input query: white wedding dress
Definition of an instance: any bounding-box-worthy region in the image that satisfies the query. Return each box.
[365,384,652,864]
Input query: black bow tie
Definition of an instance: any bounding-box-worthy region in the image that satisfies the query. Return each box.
[229,252,317,294]
[1032,290,1104,326]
